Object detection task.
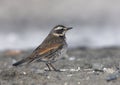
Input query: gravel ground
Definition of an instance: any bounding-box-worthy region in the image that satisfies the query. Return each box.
[0,48,120,85]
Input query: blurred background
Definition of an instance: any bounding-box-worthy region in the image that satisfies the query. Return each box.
[0,0,120,50]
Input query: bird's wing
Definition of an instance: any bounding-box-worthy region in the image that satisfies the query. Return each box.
[28,43,62,62]
[38,44,62,55]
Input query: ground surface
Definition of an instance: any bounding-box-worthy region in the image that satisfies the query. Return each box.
[0,48,120,85]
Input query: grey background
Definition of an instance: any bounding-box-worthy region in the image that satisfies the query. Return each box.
[0,0,120,50]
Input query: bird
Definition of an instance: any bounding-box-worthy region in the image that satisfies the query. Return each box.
[13,25,72,71]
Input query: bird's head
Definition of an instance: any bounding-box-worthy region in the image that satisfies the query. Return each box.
[51,25,72,37]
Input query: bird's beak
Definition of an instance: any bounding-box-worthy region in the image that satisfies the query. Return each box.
[66,27,72,31]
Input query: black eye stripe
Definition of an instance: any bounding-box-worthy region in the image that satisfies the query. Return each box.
[60,29,64,31]
[56,29,64,34]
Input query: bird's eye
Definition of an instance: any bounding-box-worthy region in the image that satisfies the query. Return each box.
[60,28,64,31]
[59,28,65,31]
[56,28,64,34]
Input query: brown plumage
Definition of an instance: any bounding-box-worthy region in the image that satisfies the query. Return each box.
[13,25,72,71]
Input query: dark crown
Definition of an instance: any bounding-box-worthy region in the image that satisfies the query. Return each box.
[54,25,65,29]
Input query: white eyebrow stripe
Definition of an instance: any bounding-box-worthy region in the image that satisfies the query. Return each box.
[54,27,63,30]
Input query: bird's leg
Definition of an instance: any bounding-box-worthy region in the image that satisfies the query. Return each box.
[46,63,52,71]
[49,63,61,72]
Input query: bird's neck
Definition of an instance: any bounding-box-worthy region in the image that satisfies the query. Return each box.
[59,35,66,39]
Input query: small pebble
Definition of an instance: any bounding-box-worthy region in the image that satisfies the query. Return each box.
[12,59,17,64]
[103,68,115,73]
[47,76,50,79]
[67,74,72,77]
[106,71,120,82]
[60,69,68,72]
[23,72,26,75]
[68,57,76,61]
[77,82,80,84]
[92,63,104,72]
[77,67,81,71]
[35,69,44,74]
[70,68,77,72]
[64,82,68,85]
[70,67,81,72]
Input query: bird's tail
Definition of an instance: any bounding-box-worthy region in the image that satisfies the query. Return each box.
[13,57,30,66]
